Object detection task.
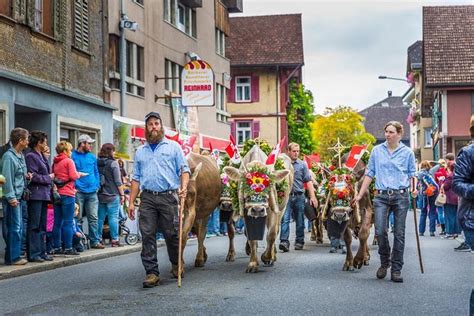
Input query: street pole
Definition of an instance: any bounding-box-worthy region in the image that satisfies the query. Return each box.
[119,0,126,117]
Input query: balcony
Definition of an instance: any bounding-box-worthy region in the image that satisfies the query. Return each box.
[221,0,243,13]
[179,0,202,8]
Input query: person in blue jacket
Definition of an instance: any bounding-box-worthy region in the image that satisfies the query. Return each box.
[71,134,102,249]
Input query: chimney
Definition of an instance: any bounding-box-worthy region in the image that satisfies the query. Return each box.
[387,91,392,97]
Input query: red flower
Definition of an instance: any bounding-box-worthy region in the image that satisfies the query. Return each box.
[255,187,263,193]
[329,165,335,171]
[263,179,270,187]
[337,191,345,199]
[246,179,253,185]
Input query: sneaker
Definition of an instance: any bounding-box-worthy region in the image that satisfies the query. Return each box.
[341,245,347,254]
[51,248,64,256]
[42,255,54,261]
[143,274,160,288]
[279,242,289,253]
[430,232,435,237]
[419,233,424,236]
[64,248,80,256]
[91,243,105,249]
[454,243,471,252]
[440,231,446,236]
[391,271,404,283]
[29,257,45,263]
[376,265,389,279]
[12,258,28,265]
[205,233,216,238]
[329,247,337,253]
[111,240,123,247]
[294,243,304,250]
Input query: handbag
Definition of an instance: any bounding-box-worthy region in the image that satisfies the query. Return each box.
[52,188,62,205]
[435,186,446,206]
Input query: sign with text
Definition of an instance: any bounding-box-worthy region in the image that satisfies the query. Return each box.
[181,60,215,107]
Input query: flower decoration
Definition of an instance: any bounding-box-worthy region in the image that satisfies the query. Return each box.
[245,171,270,193]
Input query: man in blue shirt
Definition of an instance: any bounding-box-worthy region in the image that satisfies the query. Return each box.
[72,134,102,249]
[355,121,416,283]
[128,112,190,288]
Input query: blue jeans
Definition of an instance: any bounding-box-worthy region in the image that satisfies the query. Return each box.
[444,203,461,235]
[76,191,100,245]
[21,200,28,252]
[2,199,23,264]
[373,191,409,272]
[26,200,48,260]
[53,195,76,249]
[98,196,121,241]
[464,229,474,250]
[419,195,437,234]
[437,206,445,225]
[280,194,305,244]
[207,208,220,234]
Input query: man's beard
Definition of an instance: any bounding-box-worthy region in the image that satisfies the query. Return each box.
[146,127,164,144]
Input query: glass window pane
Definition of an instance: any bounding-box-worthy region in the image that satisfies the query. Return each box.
[237,87,242,101]
[244,87,250,101]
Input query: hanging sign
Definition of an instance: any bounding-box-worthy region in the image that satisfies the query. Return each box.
[181,60,215,107]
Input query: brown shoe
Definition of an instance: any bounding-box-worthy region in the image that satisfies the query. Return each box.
[111,240,122,247]
[376,265,389,279]
[391,271,404,283]
[170,264,184,279]
[91,243,105,249]
[12,258,28,265]
[142,274,160,288]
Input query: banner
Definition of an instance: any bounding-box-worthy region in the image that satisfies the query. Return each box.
[181,60,215,107]
[113,120,132,160]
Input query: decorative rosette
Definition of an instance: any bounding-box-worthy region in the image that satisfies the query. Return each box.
[245,171,270,193]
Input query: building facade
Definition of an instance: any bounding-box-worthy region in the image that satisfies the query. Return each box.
[226,14,304,147]
[0,0,113,148]
[108,0,242,150]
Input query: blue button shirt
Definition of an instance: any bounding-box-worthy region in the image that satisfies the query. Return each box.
[291,159,312,194]
[366,142,416,190]
[132,138,190,192]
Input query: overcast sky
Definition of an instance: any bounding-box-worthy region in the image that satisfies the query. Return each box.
[236,0,473,113]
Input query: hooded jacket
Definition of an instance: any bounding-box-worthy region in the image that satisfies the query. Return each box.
[53,153,80,197]
[71,150,100,193]
[452,142,474,230]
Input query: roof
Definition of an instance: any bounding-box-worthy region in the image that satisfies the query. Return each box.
[359,96,410,141]
[407,40,422,72]
[226,14,304,66]
[423,6,474,87]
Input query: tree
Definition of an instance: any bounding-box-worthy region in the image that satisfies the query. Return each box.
[311,106,376,161]
[287,82,315,155]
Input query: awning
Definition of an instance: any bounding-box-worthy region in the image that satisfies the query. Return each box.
[113,115,145,126]
[200,134,230,151]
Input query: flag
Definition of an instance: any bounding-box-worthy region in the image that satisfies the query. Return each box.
[165,131,180,143]
[266,137,286,165]
[304,153,320,169]
[209,142,223,165]
[344,144,368,170]
[224,135,241,164]
[180,135,196,157]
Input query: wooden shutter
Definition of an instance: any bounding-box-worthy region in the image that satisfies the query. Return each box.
[251,75,259,102]
[13,0,27,23]
[252,120,260,139]
[74,0,89,50]
[0,0,12,17]
[53,0,61,40]
[42,0,53,36]
[230,121,236,140]
[227,76,235,103]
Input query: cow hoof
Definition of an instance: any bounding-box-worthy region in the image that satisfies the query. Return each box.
[353,257,363,269]
[364,260,370,266]
[246,265,259,273]
[343,265,354,271]
[194,259,205,268]
[225,253,235,262]
[310,236,316,241]
[263,261,274,267]
[316,239,323,244]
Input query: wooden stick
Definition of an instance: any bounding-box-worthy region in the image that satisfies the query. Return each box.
[411,179,424,274]
[177,192,185,287]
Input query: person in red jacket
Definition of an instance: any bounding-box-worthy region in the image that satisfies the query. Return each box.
[434,159,448,235]
[51,141,85,255]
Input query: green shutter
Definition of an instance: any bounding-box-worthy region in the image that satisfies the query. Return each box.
[26,0,35,29]
[13,0,27,24]
[53,0,61,40]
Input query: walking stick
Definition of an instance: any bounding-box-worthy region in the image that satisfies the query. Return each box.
[411,178,424,274]
[177,168,186,287]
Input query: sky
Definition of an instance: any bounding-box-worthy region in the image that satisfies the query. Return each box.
[235,0,473,113]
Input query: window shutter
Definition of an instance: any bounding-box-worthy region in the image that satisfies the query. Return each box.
[53,0,61,40]
[74,0,89,51]
[230,121,236,140]
[251,75,259,102]
[13,0,27,24]
[227,76,235,103]
[252,120,260,139]
[26,0,35,28]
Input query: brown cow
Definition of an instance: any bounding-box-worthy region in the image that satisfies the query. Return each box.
[180,153,222,270]
[224,145,292,273]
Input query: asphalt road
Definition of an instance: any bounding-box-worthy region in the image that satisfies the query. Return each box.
[0,213,472,315]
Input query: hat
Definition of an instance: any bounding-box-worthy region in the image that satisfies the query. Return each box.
[77,134,95,144]
[145,111,161,122]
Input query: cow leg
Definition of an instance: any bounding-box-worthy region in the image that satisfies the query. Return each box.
[342,228,354,271]
[226,221,236,262]
[316,217,324,244]
[310,220,317,241]
[246,240,259,273]
[261,212,278,266]
[194,218,208,267]
[354,206,373,269]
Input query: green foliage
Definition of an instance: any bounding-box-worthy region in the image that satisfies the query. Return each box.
[287,82,316,155]
[311,106,376,161]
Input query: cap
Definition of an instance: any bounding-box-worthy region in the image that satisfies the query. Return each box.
[78,134,95,144]
[145,111,161,122]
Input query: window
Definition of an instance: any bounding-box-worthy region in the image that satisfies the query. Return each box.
[163,0,196,37]
[125,41,145,97]
[215,28,225,56]
[216,84,229,123]
[424,128,432,148]
[235,76,251,102]
[236,121,252,145]
[0,0,13,17]
[73,0,90,51]
[165,59,183,104]
[134,0,144,5]
[0,111,5,145]
[60,125,99,153]
[34,0,54,36]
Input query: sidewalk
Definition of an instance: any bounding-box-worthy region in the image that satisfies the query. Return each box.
[0,243,144,280]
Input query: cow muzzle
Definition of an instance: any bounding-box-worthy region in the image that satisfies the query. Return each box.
[219,197,233,212]
[246,204,268,218]
[330,206,351,223]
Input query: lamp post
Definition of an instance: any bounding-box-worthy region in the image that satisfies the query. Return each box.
[378,75,408,82]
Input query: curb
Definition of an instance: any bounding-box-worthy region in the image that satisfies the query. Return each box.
[0,244,144,281]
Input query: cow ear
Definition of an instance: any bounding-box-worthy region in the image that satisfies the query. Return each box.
[191,162,202,181]
[274,170,290,183]
[223,166,240,182]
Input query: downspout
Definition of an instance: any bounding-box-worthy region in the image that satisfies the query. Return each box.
[119,0,126,116]
[276,65,280,142]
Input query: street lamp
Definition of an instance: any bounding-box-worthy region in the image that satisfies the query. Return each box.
[378,75,408,82]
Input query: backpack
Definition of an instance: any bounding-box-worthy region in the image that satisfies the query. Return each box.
[98,158,113,193]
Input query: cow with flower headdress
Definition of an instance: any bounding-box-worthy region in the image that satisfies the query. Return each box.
[224,144,293,273]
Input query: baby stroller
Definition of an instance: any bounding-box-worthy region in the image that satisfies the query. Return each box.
[102,198,140,245]
[74,217,90,251]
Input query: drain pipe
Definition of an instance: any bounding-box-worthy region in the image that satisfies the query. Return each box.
[119,0,126,116]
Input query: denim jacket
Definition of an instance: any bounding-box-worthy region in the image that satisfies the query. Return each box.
[1,148,27,202]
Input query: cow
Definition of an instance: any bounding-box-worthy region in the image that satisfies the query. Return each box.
[307,166,330,244]
[322,158,373,271]
[224,145,293,273]
[219,171,239,262]
[179,153,222,271]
